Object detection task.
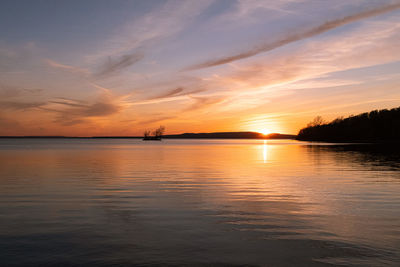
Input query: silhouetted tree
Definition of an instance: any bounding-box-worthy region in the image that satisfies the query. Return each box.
[297,107,400,142]
[152,126,165,137]
[307,116,325,127]
[143,130,151,138]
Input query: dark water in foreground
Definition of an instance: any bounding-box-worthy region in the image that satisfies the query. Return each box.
[0,139,399,266]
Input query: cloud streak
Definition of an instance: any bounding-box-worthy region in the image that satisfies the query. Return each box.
[45,59,90,76]
[138,116,175,125]
[186,2,400,70]
[38,90,123,126]
[87,0,214,63]
[185,96,225,111]
[147,87,205,100]
[196,16,400,115]
[0,84,43,98]
[94,52,144,78]
[0,101,46,110]
[148,87,184,99]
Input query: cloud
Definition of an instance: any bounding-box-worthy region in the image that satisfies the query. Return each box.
[50,99,86,108]
[221,0,303,20]
[185,96,225,111]
[187,16,400,116]
[45,59,90,75]
[49,98,119,117]
[94,52,144,78]
[0,85,23,98]
[87,0,214,63]
[51,103,120,126]
[0,101,46,110]
[0,84,44,99]
[146,87,205,100]
[213,17,400,88]
[43,92,122,126]
[186,1,400,70]
[138,116,175,125]
[148,87,184,99]
[83,102,120,117]
[0,42,38,72]
[46,53,143,80]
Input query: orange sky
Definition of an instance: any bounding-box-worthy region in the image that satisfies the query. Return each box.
[1,0,400,136]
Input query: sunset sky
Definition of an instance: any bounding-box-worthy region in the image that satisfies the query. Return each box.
[1,0,400,136]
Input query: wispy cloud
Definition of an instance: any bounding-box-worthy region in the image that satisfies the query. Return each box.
[147,87,205,100]
[185,96,225,111]
[46,52,143,79]
[221,0,303,20]
[0,101,46,110]
[0,84,46,111]
[0,42,37,72]
[87,0,214,63]
[50,100,121,126]
[186,1,400,70]
[212,18,400,89]
[45,59,90,75]
[148,87,184,99]
[187,17,400,117]
[138,116,175,125]
[2,0,400,136]
[40,89,123,126]
[94,52,144,78]
[0,84,43,99]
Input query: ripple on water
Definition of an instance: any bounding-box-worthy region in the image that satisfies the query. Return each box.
[0,139,399,266]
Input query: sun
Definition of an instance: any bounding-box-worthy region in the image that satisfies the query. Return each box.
[258,129,270,135]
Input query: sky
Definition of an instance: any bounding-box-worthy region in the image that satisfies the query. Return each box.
[0,0,400,136]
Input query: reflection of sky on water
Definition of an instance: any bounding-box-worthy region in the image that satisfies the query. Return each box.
[0,139,399,266]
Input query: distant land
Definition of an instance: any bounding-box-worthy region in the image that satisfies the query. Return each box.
[0,132,296,139]
[163,132,295,139]
[297,106,400,142]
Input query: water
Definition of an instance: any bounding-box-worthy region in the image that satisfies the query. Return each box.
[0,139,399,266]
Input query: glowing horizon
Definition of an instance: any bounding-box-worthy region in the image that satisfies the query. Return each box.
[1,0,400,136]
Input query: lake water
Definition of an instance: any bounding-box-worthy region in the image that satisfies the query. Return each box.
[0,139,399,266]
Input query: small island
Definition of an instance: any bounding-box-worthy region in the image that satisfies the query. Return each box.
[143,126,165,141]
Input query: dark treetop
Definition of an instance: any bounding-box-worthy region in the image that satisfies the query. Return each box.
[297,106,400,142]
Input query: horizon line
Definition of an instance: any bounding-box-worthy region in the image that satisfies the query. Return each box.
[0,131,297,138]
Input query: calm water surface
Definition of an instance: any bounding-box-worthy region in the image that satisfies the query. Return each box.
[0,139,399,266]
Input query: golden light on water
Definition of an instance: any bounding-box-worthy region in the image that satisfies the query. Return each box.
[263,140,268,163]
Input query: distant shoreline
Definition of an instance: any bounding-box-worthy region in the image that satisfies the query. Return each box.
[0,132,296,140]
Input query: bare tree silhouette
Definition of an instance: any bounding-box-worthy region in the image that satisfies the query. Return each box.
[307,116,325,127]
[143,126,166,140]
[143,130,151,138]
[152,126,165,137]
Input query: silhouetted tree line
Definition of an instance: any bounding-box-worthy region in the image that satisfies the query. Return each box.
[297,107,400,142]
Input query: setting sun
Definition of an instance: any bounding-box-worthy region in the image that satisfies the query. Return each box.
[258,129,270,135]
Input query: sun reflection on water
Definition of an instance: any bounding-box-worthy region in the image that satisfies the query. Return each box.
[263,140,268,163]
